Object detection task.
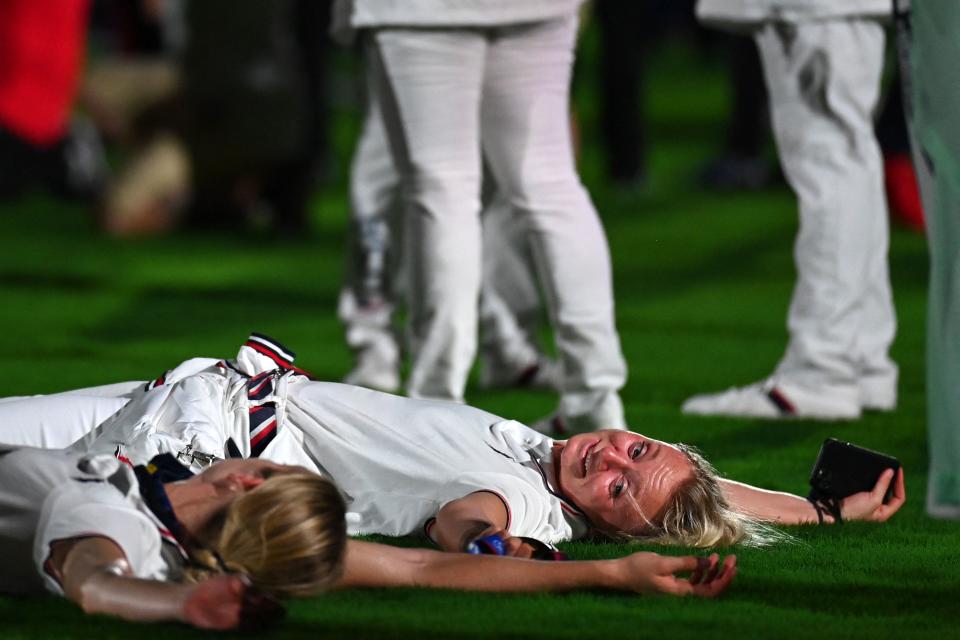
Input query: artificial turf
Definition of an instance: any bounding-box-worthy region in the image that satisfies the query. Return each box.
[0,34,955,640]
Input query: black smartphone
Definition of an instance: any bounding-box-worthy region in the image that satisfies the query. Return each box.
[809,438,900,503]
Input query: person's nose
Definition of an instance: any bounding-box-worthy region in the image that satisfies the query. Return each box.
[595,446,627,472]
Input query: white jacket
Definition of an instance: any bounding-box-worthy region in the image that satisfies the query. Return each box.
[697,0,892,31]
[331,0,583,43]
[72,333,304,472]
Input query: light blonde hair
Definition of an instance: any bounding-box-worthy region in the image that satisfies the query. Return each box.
[188,472,347,598]
[605,445,781,548]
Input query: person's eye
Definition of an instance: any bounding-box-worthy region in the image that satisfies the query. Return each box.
[631,443,646,460]
[612,478,625,499]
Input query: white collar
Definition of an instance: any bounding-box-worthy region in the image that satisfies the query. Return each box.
[487,421,591,538]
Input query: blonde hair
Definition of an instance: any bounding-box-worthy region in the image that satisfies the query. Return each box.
[187,472,347,598]
[606,445,782,548]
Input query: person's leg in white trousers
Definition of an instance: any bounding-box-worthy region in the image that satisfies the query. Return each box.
[339,86,404,393]
[0,381,141,448]
[683,19,897,420]
[340,69,558,393]
[371,17,626,429]
[479,190,560,390]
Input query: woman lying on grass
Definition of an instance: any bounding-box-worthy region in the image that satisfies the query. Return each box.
[0,447,735,631]
[0,334,905,559]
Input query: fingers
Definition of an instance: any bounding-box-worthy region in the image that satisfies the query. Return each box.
[480,530,533,558]
[877,468,907,521]
[503,536,535,559]
[871,468,896,502]
[687,554,719,585]
[658,554,737,598]
[659,554,708,575]
[692,555,737,598]
[184,574,285,631]
[233,573,250,595]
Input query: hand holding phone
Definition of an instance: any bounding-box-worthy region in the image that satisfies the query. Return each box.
[838,467,906,523]
[808,439,906,523]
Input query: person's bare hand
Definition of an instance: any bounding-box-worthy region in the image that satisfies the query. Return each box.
[480,528,537,559]
[614,552,737,597]
[840,468,906,522]
[181,574,285,630]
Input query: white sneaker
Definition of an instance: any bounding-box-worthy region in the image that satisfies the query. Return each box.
[479,355,562,391]
[858,376,897,412]
[530,412,629,437]
[530,413,569,437]
[343,342,401,394]
[681,379,861,420]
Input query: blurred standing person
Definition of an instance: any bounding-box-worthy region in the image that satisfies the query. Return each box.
[683,0,897,420]
[338,88,402,392]
[0,0,102,200]
[99,0,334,236]
[340,86,560,394]
[899,0,960,518]
[332,0,628,432]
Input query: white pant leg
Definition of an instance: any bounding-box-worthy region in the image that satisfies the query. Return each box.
[370,28,487,401]
[479,191,542,371]
[0,380,144,404]
[480,16,627,427]
[0,393,132,448]
[757,19,896,403]
[58,381,144,398]
[339,90,402,359]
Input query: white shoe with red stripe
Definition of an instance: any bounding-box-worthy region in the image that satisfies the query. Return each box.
[343,338,401,394]
[681,378,861,420]
[479,355,562,392]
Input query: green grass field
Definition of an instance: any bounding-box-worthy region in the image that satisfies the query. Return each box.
[1,37,956,640]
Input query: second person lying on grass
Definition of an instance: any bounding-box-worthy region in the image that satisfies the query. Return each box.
[0,334,905,555]
[0,447,736,632]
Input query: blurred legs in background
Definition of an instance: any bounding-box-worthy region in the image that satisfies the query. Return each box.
[684,18,897,420]
[903,1,960,519]
[0,0,104,202]
[369,17,626,430]
[339,86,560,394]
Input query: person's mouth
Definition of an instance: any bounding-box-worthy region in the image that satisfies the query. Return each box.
[581,442,597,478]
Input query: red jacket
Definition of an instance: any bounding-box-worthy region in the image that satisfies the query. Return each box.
[0,0,90,146]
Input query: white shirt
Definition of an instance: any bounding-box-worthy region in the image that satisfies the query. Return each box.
[282,380,589,544]
[72,342,295,467]
[696,0,892,30]
[0,448,180,595]
[331,0,583,44]
[74,338,591,544]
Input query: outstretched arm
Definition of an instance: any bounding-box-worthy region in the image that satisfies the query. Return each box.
[720,468,906,524]
[338,540,737,597]
[49,536,282,630]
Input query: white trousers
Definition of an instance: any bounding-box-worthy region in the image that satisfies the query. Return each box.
[757,19,897,403]
[369,16,627,426]
[342,71,552,376]
[0,382,141,448]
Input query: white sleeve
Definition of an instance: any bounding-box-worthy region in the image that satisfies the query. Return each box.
[34,483,163,595]
[162,358,222,385]
[74,373,229,466]
[162,374,230,457]
[439,472,567,543]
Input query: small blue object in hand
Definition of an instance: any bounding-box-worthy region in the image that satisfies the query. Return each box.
[465,533,507,556]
